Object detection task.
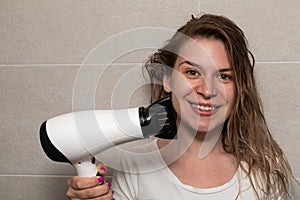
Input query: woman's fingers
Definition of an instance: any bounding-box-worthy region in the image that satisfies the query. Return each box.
[97,163,108,176]
[67,182,112,199]
[68,176,101,190]
[66,163,113,199]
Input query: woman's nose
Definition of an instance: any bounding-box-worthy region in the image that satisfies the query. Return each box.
[196,78,216,99]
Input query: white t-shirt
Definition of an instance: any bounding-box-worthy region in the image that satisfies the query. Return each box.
[109,138,289,200]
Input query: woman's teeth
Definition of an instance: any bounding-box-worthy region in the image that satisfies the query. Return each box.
[192,104,215,111]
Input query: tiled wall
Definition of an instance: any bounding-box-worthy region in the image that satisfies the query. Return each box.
[1,1,299,199]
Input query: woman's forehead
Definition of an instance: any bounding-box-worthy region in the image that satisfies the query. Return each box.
[176,38,231,71]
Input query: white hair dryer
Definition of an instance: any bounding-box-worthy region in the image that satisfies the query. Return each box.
[40,96,177,177]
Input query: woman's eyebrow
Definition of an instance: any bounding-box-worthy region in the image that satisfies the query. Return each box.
[218,68,233,72]
[179,60,202,69]
[179,60,232,72]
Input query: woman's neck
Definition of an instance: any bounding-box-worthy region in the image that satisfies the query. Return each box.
[158,126,227,164]
[179,126,225,158]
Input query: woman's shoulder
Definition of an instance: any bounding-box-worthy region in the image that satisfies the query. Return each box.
[116,138,169,173]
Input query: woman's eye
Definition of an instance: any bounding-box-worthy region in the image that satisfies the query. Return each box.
[217,73,232,82]
[185,69,200,78]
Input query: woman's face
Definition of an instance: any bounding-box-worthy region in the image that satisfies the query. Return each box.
[163,38,235,134]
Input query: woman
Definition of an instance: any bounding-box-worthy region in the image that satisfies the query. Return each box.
[66,14,296,199]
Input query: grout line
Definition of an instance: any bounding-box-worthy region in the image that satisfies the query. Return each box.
[0,63,145,67]
[0,174,113,178]
[0,174,72,178]
[256,61,300,64]
[0,64,80,67]
[0,61,300,67]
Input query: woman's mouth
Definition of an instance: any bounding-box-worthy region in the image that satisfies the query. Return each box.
[190,103,219,116]
[191,103,216,111]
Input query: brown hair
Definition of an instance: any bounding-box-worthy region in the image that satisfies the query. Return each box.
[143,14,294,199]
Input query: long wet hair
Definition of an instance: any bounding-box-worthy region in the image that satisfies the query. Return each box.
[143,14,294,199]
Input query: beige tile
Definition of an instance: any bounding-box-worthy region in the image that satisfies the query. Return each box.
[94,64,151,109]
[292,178,300,199]
[0,0,198,64]
[0,66,77,175]
[255,62,300,178]
[0,176,70,200]
[199,0,300,61]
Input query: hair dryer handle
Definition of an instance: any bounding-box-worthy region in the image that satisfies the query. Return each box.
[73,157,98,177]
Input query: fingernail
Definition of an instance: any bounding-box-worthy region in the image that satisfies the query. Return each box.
[97,177,105,184]
[100,167,106,172]
[108,183,111,188]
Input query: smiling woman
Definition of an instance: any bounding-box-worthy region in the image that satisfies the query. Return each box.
[141,14,296,199]
[66,14,297,200]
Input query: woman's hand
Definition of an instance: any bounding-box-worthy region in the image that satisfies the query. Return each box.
[66,163,114,200]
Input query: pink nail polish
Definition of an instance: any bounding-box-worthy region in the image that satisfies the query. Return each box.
[108,183,111,188]
[100,167,106,172]
[98,177,104,184]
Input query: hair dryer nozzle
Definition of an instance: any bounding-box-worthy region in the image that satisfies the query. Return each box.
[140,95,177,139]
[39,121,71,164]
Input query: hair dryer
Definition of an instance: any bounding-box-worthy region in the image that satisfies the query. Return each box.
[40,96,177,177]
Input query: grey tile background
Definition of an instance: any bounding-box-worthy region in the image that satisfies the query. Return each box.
[0,0,299,199]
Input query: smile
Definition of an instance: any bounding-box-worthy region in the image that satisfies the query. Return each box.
[191,104,216,111]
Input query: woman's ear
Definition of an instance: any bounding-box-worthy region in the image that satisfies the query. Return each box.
[163,74,172,93]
